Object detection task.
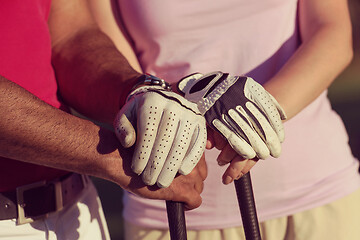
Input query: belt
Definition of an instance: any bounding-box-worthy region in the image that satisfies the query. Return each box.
[0,173,88,225]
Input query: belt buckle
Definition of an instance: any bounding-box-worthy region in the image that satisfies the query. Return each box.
[16,180,63,225]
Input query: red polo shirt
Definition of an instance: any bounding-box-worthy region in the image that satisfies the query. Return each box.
[0,0,69,191]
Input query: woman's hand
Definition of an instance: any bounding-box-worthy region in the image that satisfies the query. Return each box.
[206,128,258,185]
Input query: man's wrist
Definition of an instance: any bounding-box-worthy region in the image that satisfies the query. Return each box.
[131,74,172,91]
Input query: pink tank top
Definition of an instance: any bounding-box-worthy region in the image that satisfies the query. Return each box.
[117,0,360,229]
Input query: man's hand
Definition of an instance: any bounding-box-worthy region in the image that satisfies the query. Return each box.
[118,151,208,210]
[114,82,207,188]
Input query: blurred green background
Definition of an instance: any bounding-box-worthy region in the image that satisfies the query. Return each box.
[92,1,360,239]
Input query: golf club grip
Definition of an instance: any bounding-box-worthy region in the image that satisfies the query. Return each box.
[166,200,187,240]
[234,172,262,240]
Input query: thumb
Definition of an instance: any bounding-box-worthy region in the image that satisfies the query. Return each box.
[114,101,137,148]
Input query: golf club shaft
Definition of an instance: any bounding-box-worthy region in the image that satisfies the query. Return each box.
[234,172,262,240]
[166,200,187,240]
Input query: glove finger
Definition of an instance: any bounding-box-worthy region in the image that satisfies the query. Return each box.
[141,110,180,186]
[156,115,197,188]
[245,78,285,143]
[244,102,282,158]
[131,100,164,176]
[114,100,136,148]
[212,118,256,159]
[256,93,285,143]
[229,108,270,159]
[178,117,207,176]
[266,93,287,142]
[267,92,287,120]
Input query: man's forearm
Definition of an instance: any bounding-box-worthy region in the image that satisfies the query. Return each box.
[0,76,206,209]
[52,27,142,124]
[0,76,128,184]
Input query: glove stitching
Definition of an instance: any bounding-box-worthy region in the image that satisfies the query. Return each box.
[244,104,267,143]
[223,112,250,144]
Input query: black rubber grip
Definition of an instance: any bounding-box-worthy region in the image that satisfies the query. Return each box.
[234,172,262,240]
[166,200,187,240]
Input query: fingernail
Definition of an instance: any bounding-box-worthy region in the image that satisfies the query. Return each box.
[218,160,226,166]
[223,176,233,185]
[235,173,244,180]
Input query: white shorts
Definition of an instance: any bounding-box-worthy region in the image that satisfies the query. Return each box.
[124,188,360,240]
[0,179,110,240]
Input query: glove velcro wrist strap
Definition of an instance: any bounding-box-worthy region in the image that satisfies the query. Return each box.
[197,74,240,114]
[179,72,241,114]
[129,86,202,116]
[127,85,164,101]
[131,74,172,92]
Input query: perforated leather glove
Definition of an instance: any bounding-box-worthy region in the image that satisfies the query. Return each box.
[114,80,207,188]
[178,71,287,160]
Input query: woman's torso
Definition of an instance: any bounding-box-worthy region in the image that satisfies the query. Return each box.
[117,0,360,229]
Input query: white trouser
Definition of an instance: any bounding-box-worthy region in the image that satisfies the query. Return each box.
[0,180,110,240]
[125,188,360,240]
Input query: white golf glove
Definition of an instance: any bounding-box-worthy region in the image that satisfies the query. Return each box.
[177,71,287,160]
[114,79,207,188]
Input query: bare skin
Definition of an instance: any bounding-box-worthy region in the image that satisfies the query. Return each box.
[92,0,352,185]
[0,0,207,210]
[206,0,353,184]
